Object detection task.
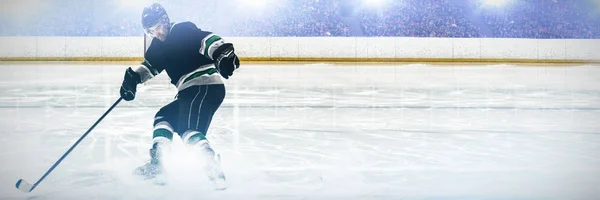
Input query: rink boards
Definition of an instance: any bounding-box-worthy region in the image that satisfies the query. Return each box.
[0,37,599,63]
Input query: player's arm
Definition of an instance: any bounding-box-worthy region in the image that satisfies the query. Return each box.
[120,38,167,101]
[131,59,162,83]
[120,56,164,101]
[198,34,240,79]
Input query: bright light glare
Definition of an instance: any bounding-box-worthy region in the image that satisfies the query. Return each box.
[240,0,271,9]
[482,0,511,7]
[117,0,153,9]
[0,0,47,21]
[363,0,387,8]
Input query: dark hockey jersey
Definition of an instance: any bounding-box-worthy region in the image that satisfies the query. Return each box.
[134,21,225,91]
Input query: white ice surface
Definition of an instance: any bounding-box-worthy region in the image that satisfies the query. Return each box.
[0,62,599,200]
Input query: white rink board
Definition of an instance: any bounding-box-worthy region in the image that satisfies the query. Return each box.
[270,37,298,58]
[453,38,481,59]
[538,39,566,60]
[565,39,600,60]
[298,37,356,58]
[0,37,37,57]
[38,37,67,57]
[480,38,538,59]
[65,37,103,57]
[0,36,599,61]
[101,37,144,57]
[395,37,454,58]
[227,37,270,58]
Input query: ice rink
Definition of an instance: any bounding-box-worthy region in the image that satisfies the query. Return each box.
[0,62,599,200]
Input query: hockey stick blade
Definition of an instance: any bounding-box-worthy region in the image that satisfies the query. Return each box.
[16,179,33,193]
[13,97,122,193]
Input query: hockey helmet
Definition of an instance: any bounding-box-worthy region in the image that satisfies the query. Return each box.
[142,3,170,36]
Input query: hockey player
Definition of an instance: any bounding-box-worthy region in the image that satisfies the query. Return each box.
[119,3,240,189]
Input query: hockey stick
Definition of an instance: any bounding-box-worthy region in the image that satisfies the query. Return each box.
[16,97,123,193]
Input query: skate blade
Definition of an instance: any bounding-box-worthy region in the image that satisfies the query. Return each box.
[152,174,167,186]
[213,178,227,190]
[132,169,166,185]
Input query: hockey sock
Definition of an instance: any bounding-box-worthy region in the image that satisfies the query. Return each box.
[152,121,174,145]
[181,130,206,146]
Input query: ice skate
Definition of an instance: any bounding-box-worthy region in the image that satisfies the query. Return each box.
[195,141,227,190]
[206,153,227,190]
[133,144,164,180]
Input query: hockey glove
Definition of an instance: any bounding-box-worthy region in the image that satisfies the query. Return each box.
[212,43,240,79]
[120,67,141,101]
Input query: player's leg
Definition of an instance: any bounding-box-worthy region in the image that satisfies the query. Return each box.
[134,100,179,179]
[176,84,226,187]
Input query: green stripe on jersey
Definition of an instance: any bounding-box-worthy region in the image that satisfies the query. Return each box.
[182,68,218,84]
[204,35,222,58]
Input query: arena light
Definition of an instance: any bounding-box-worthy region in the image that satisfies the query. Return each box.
[363,0,387,8]
[237,0,281,15]
[239,0,271,9]
[117,0,153,9]
[482,0,512,7]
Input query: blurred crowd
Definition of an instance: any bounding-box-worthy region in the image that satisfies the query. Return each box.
[0,0,598,38]
[226,0,350,36]
[359,0,481,37]
[475,0,600,38]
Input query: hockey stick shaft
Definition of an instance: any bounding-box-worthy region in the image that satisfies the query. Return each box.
[17,97,123,192]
